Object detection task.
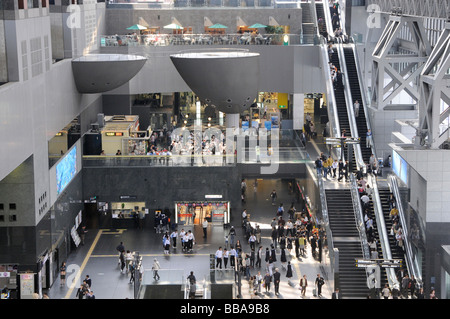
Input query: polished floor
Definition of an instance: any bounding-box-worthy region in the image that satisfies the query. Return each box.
[46,178,334,300]
[46,112,336,300]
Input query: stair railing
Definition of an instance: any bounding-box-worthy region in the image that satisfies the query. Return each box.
[388,175,423,289]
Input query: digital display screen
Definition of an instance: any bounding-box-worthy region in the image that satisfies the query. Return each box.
[392,150,408,185]
[56,146,77,195]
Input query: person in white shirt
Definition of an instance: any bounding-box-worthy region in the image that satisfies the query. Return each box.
[223,248,229,268]
[202,218,208,238]
[152,258,160,281]
[187,230,195,252]
[248,234,257,250]
[354,100,360,117]
[170,230,178,249]
[215,247,223,269]
[332,159,339,178]
[229,247,237,268]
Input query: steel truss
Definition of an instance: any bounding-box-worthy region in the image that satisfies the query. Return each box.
[417,22,450,148]
[371,15,432,111]
[366,0,450,20]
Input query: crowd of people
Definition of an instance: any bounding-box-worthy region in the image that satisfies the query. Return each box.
[216,199,329,298]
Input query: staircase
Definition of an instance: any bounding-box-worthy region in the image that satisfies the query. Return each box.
[343,46,373,166]
[301,3,316,44]
[325,189,368,298]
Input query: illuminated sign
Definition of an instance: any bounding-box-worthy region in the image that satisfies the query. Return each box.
[105,132,124,136]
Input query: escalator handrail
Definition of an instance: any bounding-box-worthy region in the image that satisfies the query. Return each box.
[349,173,370,260]
[388,175,423,287]
[320,43,343,161]
[317,172,336,272]
[369,173,400,289]
[348,42,379,163]
[336,42,365,171]
[322,0,335,39]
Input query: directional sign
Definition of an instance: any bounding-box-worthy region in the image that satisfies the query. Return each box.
[355,259,402,268]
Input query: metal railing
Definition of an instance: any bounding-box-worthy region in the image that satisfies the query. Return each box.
[336,40,365,171]
[317,173,336,286]
[369,173,400,289]
[320,42,343,161]
[388,174,423,288]
[349,39,379,163]
[100,33,302,47]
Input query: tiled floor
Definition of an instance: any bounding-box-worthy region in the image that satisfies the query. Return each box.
[46,178,334,300]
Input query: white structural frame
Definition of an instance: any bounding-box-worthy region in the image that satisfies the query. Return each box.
[366,0,450,20]
[371,15,432,111]
[417,22,450,149]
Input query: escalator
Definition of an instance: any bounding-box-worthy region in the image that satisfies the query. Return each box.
[330,49,358,171]
[325,189,368,298]
[316,2,328,38]
[343,46,373,166]
[378,187,407,270]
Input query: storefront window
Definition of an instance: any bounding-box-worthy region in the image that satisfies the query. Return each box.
[175,201,229,225]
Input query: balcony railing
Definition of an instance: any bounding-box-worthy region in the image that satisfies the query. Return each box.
[100,33,307,47]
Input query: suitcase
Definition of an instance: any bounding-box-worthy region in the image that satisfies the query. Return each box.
[313,288,317,297]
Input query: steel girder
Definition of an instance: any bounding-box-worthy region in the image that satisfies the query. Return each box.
[418,22,450,148]
[371,15,432,111]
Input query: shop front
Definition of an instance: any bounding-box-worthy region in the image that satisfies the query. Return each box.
[175,201,230,226]
[111,201,147,228]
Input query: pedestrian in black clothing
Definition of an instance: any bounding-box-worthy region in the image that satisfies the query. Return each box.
[315,274,325,297]
[270,244,277,262]
[273,268,281,295]
[294,235,300,257]
[84,275,91,289]
[265,247,270,264]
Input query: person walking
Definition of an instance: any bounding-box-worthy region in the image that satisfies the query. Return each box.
[264,272,272,293]
[229,246,236,268]
[170,230,178,249]
[215,247,223,269]
[273,268,281,296]
[300,274,307,297]
[119,251,126,274]
[152,258,161,281]
[286,261,293,285]
[60,262,67,287]
[220,247,228,268]
[256,246,263,268]
[270,190,277,205]
[202,218,208,238]
[228,226,236,247]
[315,273,325,297]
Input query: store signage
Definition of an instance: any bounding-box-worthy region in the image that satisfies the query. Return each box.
[120,195,137,199]
[205,195,222,199]
[105,132,124,136]
[0,272,10,278]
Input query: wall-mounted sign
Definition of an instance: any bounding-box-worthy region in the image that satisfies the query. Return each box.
[205,195,223,199]
[120,195,137,200]
[105,132,124,136]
